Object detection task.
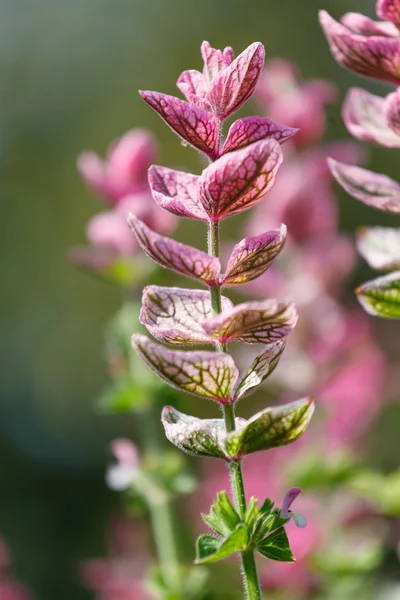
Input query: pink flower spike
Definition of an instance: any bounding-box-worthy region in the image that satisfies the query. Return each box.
[139,91,220,159]
[281,488,307,528]
[207,42,265,120]
[222,116,298,155]
[377,0,400,29]
[319,10,400,86]
[384,88,400,135]
[201,41,234,85]
[128,214,221,284]
[198,139,283,221]
[329,158,400,213]
[86,210,137,255]
[148,165,207,221]
[106,439,139,491]
[343,87,400,147]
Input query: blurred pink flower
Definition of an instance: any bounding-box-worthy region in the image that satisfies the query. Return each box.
[255,58,337,147]
[82,516,153,600]
[78,129,158,206]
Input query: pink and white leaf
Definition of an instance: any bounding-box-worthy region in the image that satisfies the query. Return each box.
[198,139,282,221]
[356,226,400,270]
[221,225,286,286]
[128,214,221,284]
[202,300,298,344]
[384,88,400,135]
[234,341,286,401]
[319,10,400,86]
[148,165,207,221]
[201,41,234,85]
[377,0,400,30]
[140,286,233,346]
[131,334,239,402]
[329,159,400,213]
[162,405,229,459]
[139,91,220,159]
[221,117,297,155]
[207,42,265,119]
[343,88,400,147]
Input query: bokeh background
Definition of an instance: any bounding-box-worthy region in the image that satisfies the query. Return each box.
[1,0,399,597]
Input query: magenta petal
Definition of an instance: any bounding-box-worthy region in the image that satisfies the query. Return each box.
[384,88,400,135]
[140,285,233,346]
[201,41,233,85]
[319,10,400,85]
[281,487,302,518]
[343,87,400,147]
[148,165,207,221]
[176,69,208,106]
[222,116,298,155]
[131,333,239,402]
[140,91,220,159]
[198,139,282,221]
[329,158,400,213]
[377,0,400,29]
[341,12,398,37]
[128,214,220,284]
[201,300,298,344]
[222,225,287,286]
[207,42,265,120]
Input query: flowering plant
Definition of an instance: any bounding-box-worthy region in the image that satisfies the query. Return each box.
[127,40,314,598]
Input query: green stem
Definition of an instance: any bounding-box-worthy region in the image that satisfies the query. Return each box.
[148,490,182,596]
[208,220,262,600]
[136,407,183,597]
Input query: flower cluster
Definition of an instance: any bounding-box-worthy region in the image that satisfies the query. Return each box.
[128,41,314,595]
[320,1,400,319]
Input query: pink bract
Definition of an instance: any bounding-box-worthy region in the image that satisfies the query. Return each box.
[177,42,265,120]
[319,9,400,86]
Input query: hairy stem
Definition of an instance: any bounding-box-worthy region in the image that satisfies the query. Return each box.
[208,220,262,600]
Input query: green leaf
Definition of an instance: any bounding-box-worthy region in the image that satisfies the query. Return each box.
[225,397,315,459]
[257,527,295,562]
[356,271,400,318]
[348,468,400,516]
[251,508,287,545]
[161,406,228,459]
[203,491,241,537]
[244,497,259,529]
[132,334,239,402]
[195,524,249,564]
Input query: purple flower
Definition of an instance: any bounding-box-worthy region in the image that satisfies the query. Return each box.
[280,488,307,528]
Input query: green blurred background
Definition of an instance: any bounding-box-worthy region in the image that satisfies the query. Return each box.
[1,0,398,597]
